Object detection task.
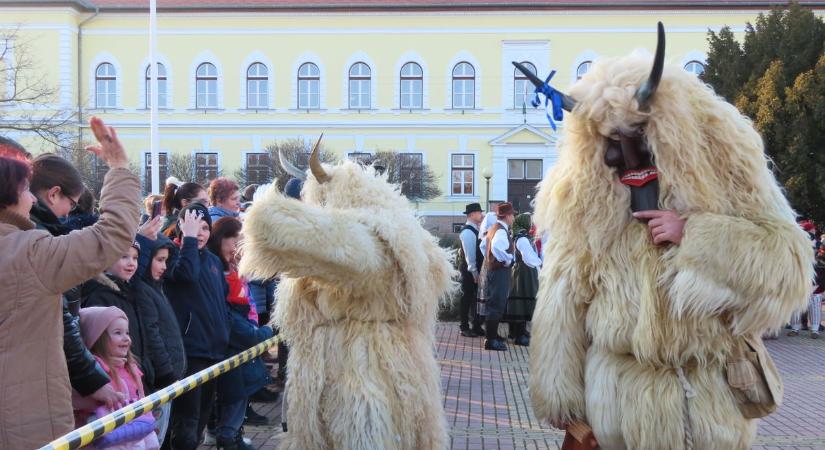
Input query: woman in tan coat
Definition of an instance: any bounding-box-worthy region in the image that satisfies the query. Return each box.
[0,117,141,450]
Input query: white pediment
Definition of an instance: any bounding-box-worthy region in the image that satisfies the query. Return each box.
[489,123,556,146]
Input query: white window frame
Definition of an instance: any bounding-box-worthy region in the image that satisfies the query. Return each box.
[95,62,117,108]
[195,62,218,109]
[452,62,475,109]
[297,62,320,110]
[450,153,475,196]
[445,51,481,111]
[348,62,371,110]
[684,60,706,76]
[400,62,423,110]
[513,61,536,109]
[570,50,599,85]
[246,62,269,109]
[576,61,592,81]
[144,62,168,108]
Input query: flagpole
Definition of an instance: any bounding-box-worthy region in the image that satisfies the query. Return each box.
[149,0,160,193]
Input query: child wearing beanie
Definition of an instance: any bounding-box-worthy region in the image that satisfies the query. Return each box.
[161,204,230,449]
[74,306,159,450]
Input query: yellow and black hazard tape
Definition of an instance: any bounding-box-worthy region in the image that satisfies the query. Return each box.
[40,335,281,450]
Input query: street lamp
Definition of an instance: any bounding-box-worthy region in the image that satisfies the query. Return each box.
[482,167,493,211]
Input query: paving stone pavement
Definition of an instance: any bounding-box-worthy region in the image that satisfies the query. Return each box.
[204,323,825,450]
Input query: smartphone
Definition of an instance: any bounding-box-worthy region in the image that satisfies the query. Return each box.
[151,200,162,219]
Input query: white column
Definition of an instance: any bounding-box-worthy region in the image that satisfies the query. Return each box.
[149,0,160,193]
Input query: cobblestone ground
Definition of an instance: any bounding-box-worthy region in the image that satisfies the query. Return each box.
[208,323,825,450]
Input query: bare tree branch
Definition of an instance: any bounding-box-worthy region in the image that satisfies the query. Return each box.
[0,27,76,148]
[363,150,442,201]
[167,153,196,183]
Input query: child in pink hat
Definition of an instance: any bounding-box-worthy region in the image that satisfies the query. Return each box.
[74,306,159,450]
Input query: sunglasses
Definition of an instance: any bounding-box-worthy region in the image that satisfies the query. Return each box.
[59,188,79,212]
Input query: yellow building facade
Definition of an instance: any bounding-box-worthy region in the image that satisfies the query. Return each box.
[1,1,818,234]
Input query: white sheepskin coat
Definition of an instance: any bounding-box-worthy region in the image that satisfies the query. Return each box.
[239,162,456,450]
[529,54,814,450]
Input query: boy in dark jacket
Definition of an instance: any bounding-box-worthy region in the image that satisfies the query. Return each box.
[81,242,159,390]
[162,203,230,450]
[133,228,187,447]
[133,235,186,385]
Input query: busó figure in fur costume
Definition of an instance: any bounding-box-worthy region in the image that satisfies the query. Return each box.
[525,24,813,449]
[239,138,455,450]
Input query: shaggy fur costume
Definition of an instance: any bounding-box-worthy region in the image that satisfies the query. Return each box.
[239,161,455,450]
[529,54,814,449]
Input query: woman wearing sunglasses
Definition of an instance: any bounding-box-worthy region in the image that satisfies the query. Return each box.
[29,153,85,235]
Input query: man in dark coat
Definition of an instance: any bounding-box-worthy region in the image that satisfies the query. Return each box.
[458,202,485,337]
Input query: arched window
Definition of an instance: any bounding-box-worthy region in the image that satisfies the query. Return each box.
[400,62,423,110]
[513,61,536,109]
[145,62,167,108]
[297,62,320,109]
[576,61,592,81]
[348,62,371,109]
[452,62,475,109]
[247,62,269,109]
[195,62,218,109]
[95,62,116,108]
[684,60,705,76]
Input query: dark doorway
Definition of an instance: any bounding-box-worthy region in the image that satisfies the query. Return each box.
[507,159,542,213]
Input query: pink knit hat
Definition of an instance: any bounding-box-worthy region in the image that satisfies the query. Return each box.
[79,306,129,349]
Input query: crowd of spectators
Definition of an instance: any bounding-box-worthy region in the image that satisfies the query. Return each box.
[0,119,284,450]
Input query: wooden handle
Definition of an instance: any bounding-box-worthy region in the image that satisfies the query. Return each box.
[566,420,598,449]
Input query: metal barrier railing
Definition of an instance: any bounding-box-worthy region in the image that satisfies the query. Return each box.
[39,335,282,450]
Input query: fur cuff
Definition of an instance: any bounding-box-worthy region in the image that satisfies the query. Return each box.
[668,213,813,335]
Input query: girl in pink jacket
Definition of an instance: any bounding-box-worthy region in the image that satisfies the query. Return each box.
[75,306,159,450]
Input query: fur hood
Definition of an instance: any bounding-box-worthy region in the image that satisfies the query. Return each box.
[241,160,457,326]
[533,53,813,362]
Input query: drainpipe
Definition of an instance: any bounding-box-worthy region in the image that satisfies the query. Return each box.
[77,4,99,146]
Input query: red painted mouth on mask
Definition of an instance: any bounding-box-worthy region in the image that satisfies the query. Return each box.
[620,166,658,187]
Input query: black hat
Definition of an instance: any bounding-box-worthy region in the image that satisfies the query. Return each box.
[178,201,212,229]
[463,203,482,215]
[283,178,304,200]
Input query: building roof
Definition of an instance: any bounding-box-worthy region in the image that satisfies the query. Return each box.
[3,0,824,11]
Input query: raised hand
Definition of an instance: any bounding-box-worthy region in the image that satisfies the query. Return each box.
[137,215,163,241]
[179,209,203,238]
[633,210,686,245]
[85,116,129,170]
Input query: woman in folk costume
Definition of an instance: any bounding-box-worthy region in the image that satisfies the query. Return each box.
[523,23,813,449]
[505,213,541,347]
[478,203,517,351]
[238,138,456,450]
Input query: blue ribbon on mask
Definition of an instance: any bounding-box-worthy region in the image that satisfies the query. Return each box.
[529,70,565,131]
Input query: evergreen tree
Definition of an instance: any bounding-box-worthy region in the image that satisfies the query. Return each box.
[701,27,745,102]
[782,55,825,224]
[703,1,825,224]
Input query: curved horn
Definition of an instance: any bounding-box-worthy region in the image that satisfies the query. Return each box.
[560,94,577,112]
[634,21,665,112]
[278,149,306,181]
[309,133,330,183]
[511,61,577,112]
